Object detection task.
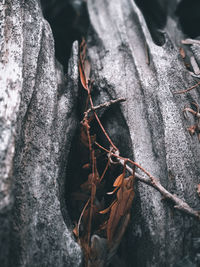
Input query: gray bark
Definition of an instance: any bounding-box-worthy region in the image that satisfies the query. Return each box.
[0,0,200,267]
[86,0,200,266]
[0,1,81,266]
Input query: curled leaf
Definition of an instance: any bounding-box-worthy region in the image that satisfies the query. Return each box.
[82,163,90,169]
[73,224,79,238]
[107,186,119,195]
[107,175,135,242]
[188,125,197,135]
[113,173,124,187]
[79,63,88,90]
[99,200,117,214]
[180,47,186,59]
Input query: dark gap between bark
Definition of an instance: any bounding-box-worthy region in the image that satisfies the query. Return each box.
[176,0,200,38]
[40,0,89,71]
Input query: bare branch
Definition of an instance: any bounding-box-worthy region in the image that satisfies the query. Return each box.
[95,142,200,220]
[83,98,126,120]
[181,39,200,45]
[123,162,200,220]
[173,81,200,94]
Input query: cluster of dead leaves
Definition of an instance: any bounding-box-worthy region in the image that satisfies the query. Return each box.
[100,171,135,242]
[71,39,135,266]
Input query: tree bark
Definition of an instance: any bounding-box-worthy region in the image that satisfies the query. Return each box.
[0,1,81,266]
[0,0,200,267]
[86,0,200,266]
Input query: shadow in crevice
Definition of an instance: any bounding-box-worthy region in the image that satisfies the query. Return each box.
[64,92,135,265]
[134,0,167,46]
[176,0,200,38]
[40,0,89,71]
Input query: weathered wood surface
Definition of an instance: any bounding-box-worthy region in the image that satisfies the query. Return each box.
[86,0,200,266]
[0,1,81,266]
[0,0,200,266]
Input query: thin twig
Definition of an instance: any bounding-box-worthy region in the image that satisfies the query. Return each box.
[96,142,156,183]
[83,98,126,119]
[183,107,200,118]
[77,199,90,236]
[173,81,200,94]
[181,39,200,45]
[88,95,118,151]
[121,160,200,220]
[99,160,110,182]
[95,142,200,220]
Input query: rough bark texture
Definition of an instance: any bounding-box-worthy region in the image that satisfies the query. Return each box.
[0,0,200,267]
[0,1,81,266]
[85,0,200,266]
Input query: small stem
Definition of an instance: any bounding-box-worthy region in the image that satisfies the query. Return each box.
[95,142,200,220]
[88,95,118,151]
[77,199,90,236]
[99,160,110,182]
[84,98,126,119]
[95,142,156,183]
[174,81,200,94]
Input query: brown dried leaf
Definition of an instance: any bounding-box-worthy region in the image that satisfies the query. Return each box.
[188,125,197,135]
[180,47,186,59]
[79,63,88,90]
[197,184,200,198]
[113,173,124,187]
[73,224,79,237]
[124,175,134,189]
[82,163,90,169]
[107,176,135,242]
[99,200,117,214]
[107,201,119,242]
[118,188,134,217]
[107,186,119,195]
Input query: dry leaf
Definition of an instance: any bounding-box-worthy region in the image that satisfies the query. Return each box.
[180,47,186,59]
[107,176,135,242]
[107,201,119,242]
[113,173,124,187]
[79,63,88,90]
[188,125,197,135]
[73,224,79,237]
[82,163,90,169]
[118,188,134,217]
[107,186,119,195]
[99,200,117,214]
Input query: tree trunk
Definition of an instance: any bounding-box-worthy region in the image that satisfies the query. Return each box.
[86,1,200,266]
[0,1,81,266]
[0,0,199,267]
